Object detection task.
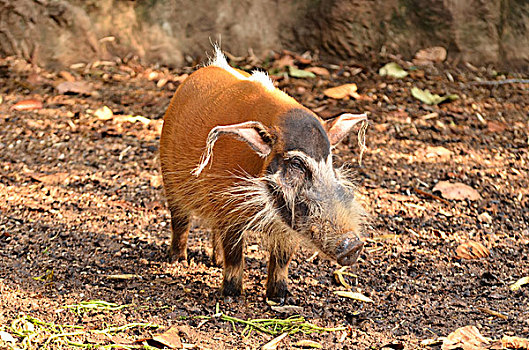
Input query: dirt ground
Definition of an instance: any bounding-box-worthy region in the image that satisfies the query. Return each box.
[0,51,528,349]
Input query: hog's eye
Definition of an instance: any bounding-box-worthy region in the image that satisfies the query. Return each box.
[289,157,306,172]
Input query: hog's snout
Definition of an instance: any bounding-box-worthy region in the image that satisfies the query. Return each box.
[336,236,364,266]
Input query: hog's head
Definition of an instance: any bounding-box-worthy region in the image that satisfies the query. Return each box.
[265,109,367,265]
[195,108,367,266]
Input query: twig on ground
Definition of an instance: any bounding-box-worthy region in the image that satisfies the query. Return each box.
[476,306,509,320]
[468,79,529,86]
[414,188,450,205]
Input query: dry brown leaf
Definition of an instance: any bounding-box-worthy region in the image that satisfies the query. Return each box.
[373,123,389,132]
[442,326,491,350]
[114,115,152,125]
[94,106,114,120]
[151,325,183,349]
[262,333,288,350]
[26,73,47,87]
[10,99,43,111]
[270,305,303,314]
[323,84,360,99]
[108,335,133,346]
[334,291,374,303]
[305,67,330,76]
[293,339,323,348]
[455,241,490,260]
[421,112,439,120]
[174,73,189,83]
[146,70,161,81]
[85,333,108,345]
[274,55,295,69]
[421,339,444,346]
[414,46,447,65]
[425,146,453,158]
[295,55,312,65]
[477,212,493,224]
[432,181,481,201]
[157,78,169,87]
[59,71,76,82]
[30,172,69,185]
[501,335,529,349]
[487,121,507,133]
[279,50,312,65]
[56,81,93,95]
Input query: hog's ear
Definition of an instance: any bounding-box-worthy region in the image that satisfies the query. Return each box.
[323,113,367,146]
[212,121,275,156]
[192,121,275,176]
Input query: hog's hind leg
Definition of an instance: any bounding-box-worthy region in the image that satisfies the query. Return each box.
[211,229,223,266]
[168,204,190,263]
[220,230,244,297]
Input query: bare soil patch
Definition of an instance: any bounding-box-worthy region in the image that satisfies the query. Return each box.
[0,53,528,349]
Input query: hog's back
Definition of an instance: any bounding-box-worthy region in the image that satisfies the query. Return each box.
[160,66,299,220]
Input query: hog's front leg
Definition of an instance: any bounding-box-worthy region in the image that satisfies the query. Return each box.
[266,242,297,304]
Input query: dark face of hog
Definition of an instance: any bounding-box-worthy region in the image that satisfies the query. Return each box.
[264,109,366,266]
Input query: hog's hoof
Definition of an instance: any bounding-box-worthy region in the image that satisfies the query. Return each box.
[266,281,290,305]
[336,238,364,266]
[211,252,223,267]
[220,278,242,298]
[167,248,187,264]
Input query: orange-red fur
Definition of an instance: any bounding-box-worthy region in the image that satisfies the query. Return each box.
[160,55,369,300]
[160,65,321,296]
[160,66,314,225]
